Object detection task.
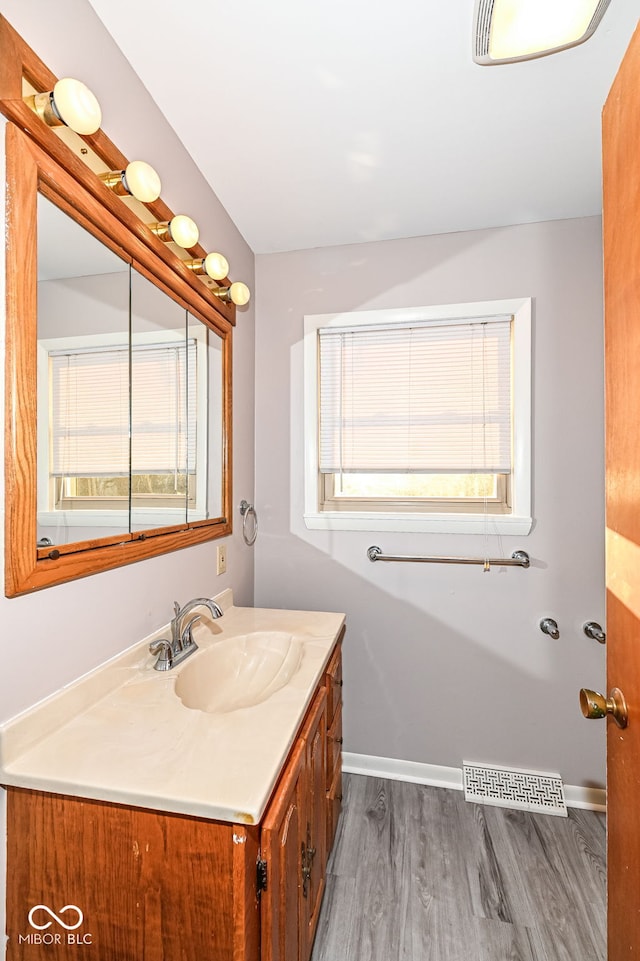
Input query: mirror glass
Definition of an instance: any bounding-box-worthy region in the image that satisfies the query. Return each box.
[189,310,224,525]
[130,268,189,532]
[37,194,131,546]
[36,194,225,548]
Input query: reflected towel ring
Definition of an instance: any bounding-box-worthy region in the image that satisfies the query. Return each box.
[239,499,258,546]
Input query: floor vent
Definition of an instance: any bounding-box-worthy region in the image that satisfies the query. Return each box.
[463,762,567,817]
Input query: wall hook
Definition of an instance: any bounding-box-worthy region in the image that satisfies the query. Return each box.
[583,621,606,644]
[540,617,560,639]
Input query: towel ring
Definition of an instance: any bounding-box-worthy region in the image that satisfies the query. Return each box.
[239,499,258,546]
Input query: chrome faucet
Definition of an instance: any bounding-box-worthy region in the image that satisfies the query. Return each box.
[149,597,224,671]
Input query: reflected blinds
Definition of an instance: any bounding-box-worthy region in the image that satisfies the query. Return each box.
[50,341,197,476]
[318,316,512,475]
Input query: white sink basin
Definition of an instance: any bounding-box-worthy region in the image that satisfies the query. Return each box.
[175,631,303,714]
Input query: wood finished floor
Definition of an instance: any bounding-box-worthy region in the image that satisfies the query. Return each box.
[311,774,606,961]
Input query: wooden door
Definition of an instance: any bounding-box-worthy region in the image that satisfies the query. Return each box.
[299,688,327,961]
[602,19,640,960]
[261,739,306,961]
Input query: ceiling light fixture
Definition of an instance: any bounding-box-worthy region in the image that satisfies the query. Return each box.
[185,252,230,281]
[473,0,612,64]
[212,282,251,307]
[149,214,200,249]
[99,161,162,203]
[27,77,102,134]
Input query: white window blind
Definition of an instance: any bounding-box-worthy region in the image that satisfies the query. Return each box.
[50,341,197,477]
[131,342,196,475]
[318,317,512,475]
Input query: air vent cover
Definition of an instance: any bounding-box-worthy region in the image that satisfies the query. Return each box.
[463,762,567,817]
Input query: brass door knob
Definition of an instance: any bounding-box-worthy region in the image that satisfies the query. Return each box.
[579,687,628,728]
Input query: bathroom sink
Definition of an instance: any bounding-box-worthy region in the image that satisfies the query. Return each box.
[174,631,303,714]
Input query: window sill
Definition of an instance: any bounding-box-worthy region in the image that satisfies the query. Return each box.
[303,511,533,535]
[38,509,208,528]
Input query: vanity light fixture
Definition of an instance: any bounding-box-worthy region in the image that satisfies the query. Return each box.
[149,214,200,249]
[473,0,613,64]
[185,252,230,281]
[212,282,251,307]
[27,77,102,134]
[99,160,162,203]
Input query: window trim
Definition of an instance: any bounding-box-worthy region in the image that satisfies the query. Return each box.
[303,298,532,535]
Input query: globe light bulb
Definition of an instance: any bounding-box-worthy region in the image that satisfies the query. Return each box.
[229,282,251,306]
[123,161,162,203]
[51,78,102,135]
[203,252,230,280]
[168,215,199,249]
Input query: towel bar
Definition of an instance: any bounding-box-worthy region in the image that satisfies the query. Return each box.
[366,546,530,569]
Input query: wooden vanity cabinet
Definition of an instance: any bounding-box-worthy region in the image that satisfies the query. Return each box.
[5,633,344,961]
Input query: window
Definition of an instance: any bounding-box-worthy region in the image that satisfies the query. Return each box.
[303,298,532,534]
[38,329,209,526]
[49,340,196,510]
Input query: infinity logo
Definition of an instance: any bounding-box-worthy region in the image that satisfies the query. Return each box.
[28,905,84,931]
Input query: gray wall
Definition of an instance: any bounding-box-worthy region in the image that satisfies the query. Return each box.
[254,217,606,788]
[0,0,256,944]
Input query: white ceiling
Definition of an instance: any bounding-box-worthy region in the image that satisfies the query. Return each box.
[87,0,639,254]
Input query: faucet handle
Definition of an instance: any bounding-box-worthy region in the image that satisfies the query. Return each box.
[149,638,173,671]
[173,600,181,617]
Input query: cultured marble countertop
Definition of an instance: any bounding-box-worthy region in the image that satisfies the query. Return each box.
[0,591,345,824]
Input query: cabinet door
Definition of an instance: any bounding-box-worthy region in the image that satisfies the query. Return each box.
[324,639,343,852]
[326,703,343,850]
[5,788,247,961]
[261,739,306,961]
[325,637,343,723]
[299,688,327,961]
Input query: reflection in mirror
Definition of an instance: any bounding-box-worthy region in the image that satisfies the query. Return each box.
[36,195,227,551]
[129,273,225,530]
[36,193,131,547]
[189,312,224,524]
[131,278,222,532]
[130,269,189,532]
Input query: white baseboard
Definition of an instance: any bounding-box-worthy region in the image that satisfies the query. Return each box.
[342,752,606,813]
[342,752,463,791]
[563,783,607,812]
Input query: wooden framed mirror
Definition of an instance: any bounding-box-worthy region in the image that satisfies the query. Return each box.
[1,16,235,595]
